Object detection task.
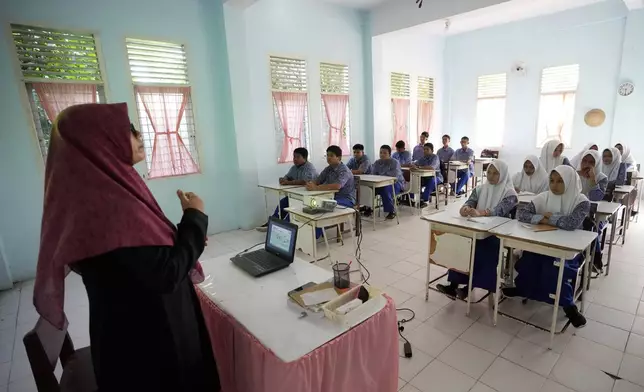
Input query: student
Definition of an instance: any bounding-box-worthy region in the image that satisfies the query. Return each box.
[512,155,548,194]
[540,140,571,172]
[256,148,318,231]
[569,142,598,169]
[505,165,589,328]
[392,140,412,166]
[436,160,518,299]
[346,143,372,175]
[372,145,405,219]
[578,150,607,201]
[412,132,429,161]
[411,143,443,207]
[602,147,626,187]
[306,145,355,207]
[450,136,475,196]
[436,134,455,164]
[615,143,637,171]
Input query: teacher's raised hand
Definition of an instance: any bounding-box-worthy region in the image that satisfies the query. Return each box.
[177,190,205,213]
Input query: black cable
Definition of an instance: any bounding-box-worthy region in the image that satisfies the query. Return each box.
[396,307,415,358]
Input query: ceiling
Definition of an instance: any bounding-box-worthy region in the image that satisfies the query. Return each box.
[317,0,390,9]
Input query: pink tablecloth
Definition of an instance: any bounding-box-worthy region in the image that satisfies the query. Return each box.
[196,289,399,392]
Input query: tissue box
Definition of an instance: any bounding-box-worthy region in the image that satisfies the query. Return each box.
[322,285,386,327]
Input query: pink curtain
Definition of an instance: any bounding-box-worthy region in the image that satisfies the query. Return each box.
[135,86,199,178]
[417,100,434,139]
[33,83,97,122]
[322,94,349,153]
[273,91,308,163]
[392,98,410,145]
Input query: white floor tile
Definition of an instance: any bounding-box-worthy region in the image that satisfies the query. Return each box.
[593,292,641,314]
[638,302,644,317]
[406,323,457,358]
[574,319,630,351]
[409,360,476,392]
[614,379,644,392]
[619,354,644,387]
[550,356,615,392]
[585,303,635,331]
[399,296,444,323]
[400,383,422,392]
[477,311,526,336]
[598,281,644,300]
[392,276,429,296]
[633,317,644,336]
[500,337,560,377]
[383,286,413,307]
[540,380,574,392]
[398,377,406,390]
[0,362,9,387]
[389,261,422,276]
[626,333,644,359]
[398,345,433,382]
[438,339,496,379]
[470,383,498,392]
[480,357,546,392]
[460,322,513,355]
[425,302,479,337]
[562,335,623,374]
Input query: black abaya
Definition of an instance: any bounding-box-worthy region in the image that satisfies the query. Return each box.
[74,209,220,392]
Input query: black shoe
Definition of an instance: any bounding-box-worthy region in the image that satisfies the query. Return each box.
[420,201,428,208]
[455,286,469,300]
[502,287,520,298]
[363,208,373,217]
[436,283,458,299]
[385,212,396,220]
[564,305,587,328]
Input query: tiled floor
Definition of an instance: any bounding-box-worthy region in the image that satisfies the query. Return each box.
[2,207,644,392]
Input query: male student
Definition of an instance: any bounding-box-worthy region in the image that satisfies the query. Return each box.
[411,143,443,207]
[257,148,317,231]
[371,145,405,219]
[450,136,475,196]
[346,144,372,175]
[412,132,429,161]
[437,134,454,163]
[392,140,412,166]
[306,145,355,207]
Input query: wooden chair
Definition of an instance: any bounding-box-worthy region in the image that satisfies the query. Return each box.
[23,317,96,392]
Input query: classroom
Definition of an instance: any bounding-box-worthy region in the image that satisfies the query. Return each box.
[1,0,644,391]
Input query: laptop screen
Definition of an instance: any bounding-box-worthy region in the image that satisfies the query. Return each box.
[265,218,297,260]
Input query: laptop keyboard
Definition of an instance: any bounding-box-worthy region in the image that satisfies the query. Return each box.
[244,251,282,271]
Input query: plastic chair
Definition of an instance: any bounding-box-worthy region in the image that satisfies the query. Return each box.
[23,316,96,392]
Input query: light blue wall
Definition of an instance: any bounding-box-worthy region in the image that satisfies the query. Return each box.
[443,1,629,170]
[0,0,240,281]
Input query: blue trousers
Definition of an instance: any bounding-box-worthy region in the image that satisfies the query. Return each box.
[448,236,500,292]
[453,169,472,193]
[315,196,355,238]
[272,197,290,220]
[514,252,582,307]
[412,177,437,202]
[375,182,402,213]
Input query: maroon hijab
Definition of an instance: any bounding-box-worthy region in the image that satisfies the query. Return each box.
[34,103,189,329]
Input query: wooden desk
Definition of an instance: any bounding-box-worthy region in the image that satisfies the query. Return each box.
[593,201,623,275]
[489,220,596,348]
[285,206,357,263]
[257,183,301,219]
[284,187,338,202]
[421,212,510,316]
[517,193,537,205]
[408,168,439,213]
[356,175,399,231]
[447,161,472,196]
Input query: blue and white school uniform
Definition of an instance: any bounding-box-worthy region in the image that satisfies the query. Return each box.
[618,143,637,172]
[447,160,518,291]
[347,155,372,174]
[317,162,356,207]
[450,148,475,193]
[412,154,442,202]
[579,150,607,202]
[539,139,571,173]
[272,161,318,219]
[371,158,405,213]
[392,151,412,166]
[514,165,590,307]
[412,144,425,162]
[511,155,548,194]
[602,148,626,188]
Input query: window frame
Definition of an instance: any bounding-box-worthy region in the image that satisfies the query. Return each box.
[535,64,580,148]
[476,73,507,148]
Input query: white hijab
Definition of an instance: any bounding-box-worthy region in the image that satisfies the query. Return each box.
[579,150,607,195]
[512,155,548,194]
[540,139,566,173]
[476,159,517,211]
[532,165,588,216]
[569,142,597,170]
[617,143,636,166]
[602,148,622,182]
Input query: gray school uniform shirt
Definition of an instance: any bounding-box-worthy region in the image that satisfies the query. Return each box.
[414,154,443,183]
[451,148,475,171]
[371,158,405,185]
[346,155,372,174]
[392,151,412,166]
[317,162,356,204]
[436,146,454,163]
[284,161,318,182]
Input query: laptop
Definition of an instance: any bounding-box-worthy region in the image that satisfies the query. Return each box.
[231,217,298,277]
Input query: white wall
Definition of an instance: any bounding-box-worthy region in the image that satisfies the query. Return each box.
[442,1,629,170]
[225,0,367,227]
[372,29,445,156]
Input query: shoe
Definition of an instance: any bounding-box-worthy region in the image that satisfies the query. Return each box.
[385,212,396,220]
[436,283,457,298]
[450,190,456,197]
[502,287,519,298]
[363,208,373,217]
[455,286,469,300]
[564,305,587,328]
[420,201,428,208]
[255,222,268,232]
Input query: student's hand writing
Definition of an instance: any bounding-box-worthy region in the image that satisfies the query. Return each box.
[469,209,482,217]
[177,190,205,213]
[460,206,471,217]
[305,182,317,191]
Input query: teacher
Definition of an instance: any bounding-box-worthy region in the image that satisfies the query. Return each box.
[33,103,220,391]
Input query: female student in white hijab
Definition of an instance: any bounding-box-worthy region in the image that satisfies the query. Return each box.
[437,160,518,300]
[512,155,549,194]
[578,150,608,201]
[615,143,637,171]
[504,165,589,327]
[540,139,571,173]
[569,142,598,169]
[602,148,626,187]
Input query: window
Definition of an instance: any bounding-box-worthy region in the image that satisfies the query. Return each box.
[126,38,199,178]
[417,76,434,140]
[320,62,350,154]
[476,73,507,147]
[391,72,411,145]
[270,56,310,163]
[536,64,579,147]
[11,24,105,160]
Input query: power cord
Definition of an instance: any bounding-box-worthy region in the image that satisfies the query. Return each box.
[396,307,415,358]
